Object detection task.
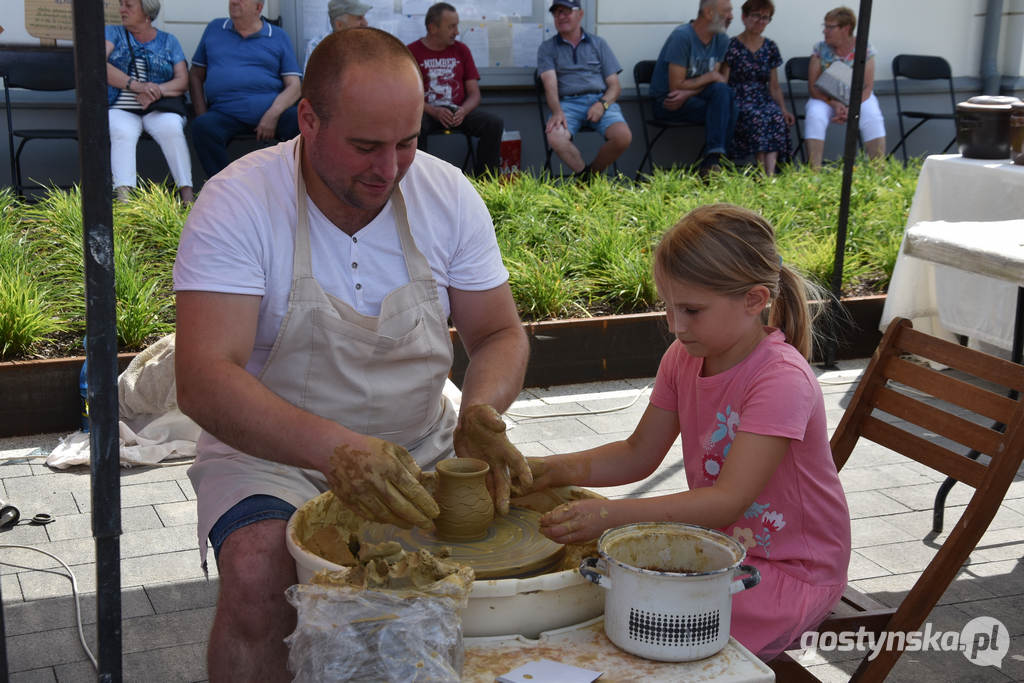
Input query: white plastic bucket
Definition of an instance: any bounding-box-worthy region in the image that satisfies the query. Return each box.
[579,522,760,662]
[286,490,604,638]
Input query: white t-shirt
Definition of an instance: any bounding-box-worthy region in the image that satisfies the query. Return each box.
[173,137,509,376]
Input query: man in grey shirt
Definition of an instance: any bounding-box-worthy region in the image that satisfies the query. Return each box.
[536,0,631,178]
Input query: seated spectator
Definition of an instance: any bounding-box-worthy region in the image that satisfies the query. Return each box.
[536,0,631,179]
[304,0,369,69]
[805,6,886,169]
[188,0,302,179]
[650,0,737,175]
[105,0,193,203]
[408,2,504,176]
[723,0,793,176]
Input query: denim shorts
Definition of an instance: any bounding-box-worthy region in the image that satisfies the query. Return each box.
[208,494,296,562]
[560,93,628,137]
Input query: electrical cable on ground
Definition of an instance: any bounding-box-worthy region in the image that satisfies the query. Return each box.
[0,544,98,670]
[505,383,653,420]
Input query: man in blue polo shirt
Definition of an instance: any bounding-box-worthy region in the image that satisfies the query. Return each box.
[536,0,631,179]
[189,0,303,178]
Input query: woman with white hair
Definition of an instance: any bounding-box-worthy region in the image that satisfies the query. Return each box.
[105,0,193,203]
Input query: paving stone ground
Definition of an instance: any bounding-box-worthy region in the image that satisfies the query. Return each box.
[2,359,1023,681]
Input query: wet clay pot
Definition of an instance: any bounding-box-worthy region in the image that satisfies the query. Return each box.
[434,457,494,541]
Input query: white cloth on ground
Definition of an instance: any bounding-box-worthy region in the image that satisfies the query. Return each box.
[45,334,202,469]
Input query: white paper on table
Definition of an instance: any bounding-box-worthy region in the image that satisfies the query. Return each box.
[497,659,603,683]
[461,22,490,68]
[512,23,543,67]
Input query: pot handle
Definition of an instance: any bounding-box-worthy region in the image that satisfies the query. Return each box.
[729,563,761,594]
[579,556,612,590]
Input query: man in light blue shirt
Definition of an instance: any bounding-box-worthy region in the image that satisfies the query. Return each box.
[188,0,302,178]
[650,0,737,174]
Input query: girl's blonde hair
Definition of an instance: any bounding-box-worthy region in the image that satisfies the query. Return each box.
[654,203,822,359]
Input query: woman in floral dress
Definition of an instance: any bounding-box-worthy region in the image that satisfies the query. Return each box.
[724,0,793,175]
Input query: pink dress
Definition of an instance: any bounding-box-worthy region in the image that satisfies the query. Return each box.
[649,328,851,660]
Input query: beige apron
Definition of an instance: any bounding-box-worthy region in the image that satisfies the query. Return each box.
[188,140,456,564]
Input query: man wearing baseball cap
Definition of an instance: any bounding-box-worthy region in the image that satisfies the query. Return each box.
[304,0,370,68]
[537,0,631,178]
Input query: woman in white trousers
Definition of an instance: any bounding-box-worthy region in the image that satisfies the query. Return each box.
[805,6,886,169]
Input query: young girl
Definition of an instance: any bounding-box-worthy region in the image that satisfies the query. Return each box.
[526,203,851,661]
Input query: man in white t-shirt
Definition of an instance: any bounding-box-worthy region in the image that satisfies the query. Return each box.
[174,27,531,681]
[303,0,370,68]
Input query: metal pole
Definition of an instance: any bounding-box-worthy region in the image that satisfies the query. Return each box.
[824,0,873,369]
[981,0,1004,94]
[71,0,122,680]
[1,575,7,681]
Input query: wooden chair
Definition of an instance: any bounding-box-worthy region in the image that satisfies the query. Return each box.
[770,317,1024,681]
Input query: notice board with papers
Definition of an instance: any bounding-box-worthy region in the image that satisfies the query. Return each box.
[294,0,597,86]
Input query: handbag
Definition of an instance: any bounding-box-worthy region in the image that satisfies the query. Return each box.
[123,27,188,117]
[815,60,853,106]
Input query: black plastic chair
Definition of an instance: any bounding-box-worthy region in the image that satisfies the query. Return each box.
[890,54,957,163]
[784,56,810,163]
[419,127,475,173]
[533,70,616,175]
[1,47,79,197]
[632,60,703,176]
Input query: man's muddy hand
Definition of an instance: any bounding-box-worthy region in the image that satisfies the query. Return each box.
[326,437,439,529]
[453,404,532,515]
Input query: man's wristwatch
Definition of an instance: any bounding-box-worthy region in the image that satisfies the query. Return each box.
[598,98,610,111]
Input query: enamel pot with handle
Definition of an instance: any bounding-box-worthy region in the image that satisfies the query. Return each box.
[579,522,760,662]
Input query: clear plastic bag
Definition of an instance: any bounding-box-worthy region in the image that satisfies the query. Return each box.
[284,554,473,682]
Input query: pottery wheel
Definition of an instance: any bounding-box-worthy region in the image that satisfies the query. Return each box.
[360,507,564,579]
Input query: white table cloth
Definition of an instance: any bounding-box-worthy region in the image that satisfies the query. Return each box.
[880,155,1024,350]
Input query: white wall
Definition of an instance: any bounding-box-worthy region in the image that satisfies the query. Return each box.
[3,0,1020,86]
[597,0,1020,88]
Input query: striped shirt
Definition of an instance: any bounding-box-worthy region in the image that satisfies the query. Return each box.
[112,56,148,111]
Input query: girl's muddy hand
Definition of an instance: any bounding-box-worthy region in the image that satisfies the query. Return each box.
[326,437,440,529]
[538,499,611,545]
[510,457,550,496]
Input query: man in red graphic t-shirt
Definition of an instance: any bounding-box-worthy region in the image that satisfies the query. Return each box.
[407,2,504,175]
